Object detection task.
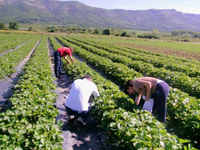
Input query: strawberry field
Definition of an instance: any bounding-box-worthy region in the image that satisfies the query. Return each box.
[0,32,199,150]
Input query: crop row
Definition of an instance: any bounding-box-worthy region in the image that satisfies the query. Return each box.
[70,36,200,77]
[0,36,41,80]
[55,36,200,147]
[0,36,63,150]
[0,33,34,53]
[75,36,200,66]
[60,37,200,99]
[49,36,190,149]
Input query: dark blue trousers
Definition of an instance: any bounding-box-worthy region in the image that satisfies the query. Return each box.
[152,82,169,123]
[65,106,91,121]
[53,51,63,76]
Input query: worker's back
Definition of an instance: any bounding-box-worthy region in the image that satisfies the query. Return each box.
[65,78,99,111]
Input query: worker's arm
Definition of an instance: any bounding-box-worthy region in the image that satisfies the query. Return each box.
[64,56,71,64]
[142,81,151,101]
[135,94,142,105]
[69,55,75,63]
[92,85,100,98]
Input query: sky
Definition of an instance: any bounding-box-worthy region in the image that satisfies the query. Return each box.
[59,0,200,14]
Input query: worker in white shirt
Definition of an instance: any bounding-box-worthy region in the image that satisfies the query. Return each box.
[65,75,100,125]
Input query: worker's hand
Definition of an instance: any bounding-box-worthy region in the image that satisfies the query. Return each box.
[135,99,140,105]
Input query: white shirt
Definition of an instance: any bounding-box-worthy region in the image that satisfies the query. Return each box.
[65,78,100,111]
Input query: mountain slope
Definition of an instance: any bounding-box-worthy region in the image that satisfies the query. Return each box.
[0,0,200,32]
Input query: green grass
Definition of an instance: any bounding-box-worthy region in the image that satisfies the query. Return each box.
[88,37,200,53]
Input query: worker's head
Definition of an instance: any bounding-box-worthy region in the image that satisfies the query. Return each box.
[69,47,74,52]
[82,74,92,81]
[124,80,135,95]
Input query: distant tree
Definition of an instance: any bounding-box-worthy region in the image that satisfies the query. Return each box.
[181,33,193,39]
[94,29,101,34]
[171,30,181,36]
[28,27,33,31]
[9,22,19,30]
[0,22,6,29]
[82,28,89,34]
[152,28,159,35]
[102,28,111,35]
[88,28,93,33]
[138,34,159,39]
[54,27,59,32]
[121,31,128,37]
[181,38,190,42]
[112,27,122,35]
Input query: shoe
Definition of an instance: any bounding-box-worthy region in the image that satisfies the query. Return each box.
[76,117,86,126]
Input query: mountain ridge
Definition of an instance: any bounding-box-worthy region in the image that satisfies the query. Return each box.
[0,0,200,32]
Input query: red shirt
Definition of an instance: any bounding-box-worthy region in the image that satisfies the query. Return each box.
[57,47,72,57]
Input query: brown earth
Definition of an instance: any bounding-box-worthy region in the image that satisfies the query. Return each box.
[116,43,200,61]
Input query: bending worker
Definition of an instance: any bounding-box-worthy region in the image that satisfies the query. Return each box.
[65,75,100,125]
[124,77,169,123]
[54,47,75,78]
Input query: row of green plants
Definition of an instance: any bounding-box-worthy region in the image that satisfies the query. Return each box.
[49,36,192,149]
[0,36,40,80]
[61,37,200,99]
[78,36,200,66]
[0,36,63,150]
[55,36,200,148]
[70,36,200,77]
[0,33,33,53]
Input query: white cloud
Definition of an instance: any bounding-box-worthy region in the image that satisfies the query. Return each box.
[169,5,200,14]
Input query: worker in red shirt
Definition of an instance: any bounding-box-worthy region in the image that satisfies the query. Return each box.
[54,47,75,78]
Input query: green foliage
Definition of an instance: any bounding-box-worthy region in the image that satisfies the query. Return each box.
[152,28,159,34]
[0,33,33,53]
[121,31,128,37]
[28,26,33,31]
[171,30,200,39]
[93,28,101,35]
[9,22,19,30]
[50,36,194,149]
[0,22,6,29]
[0,35,40,79]
[138,34,159,39]
[58,36,200,148]
[0,36,63,149]
[102,28,111,35]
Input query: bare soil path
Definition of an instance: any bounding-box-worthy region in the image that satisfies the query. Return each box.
[48,41,111,150]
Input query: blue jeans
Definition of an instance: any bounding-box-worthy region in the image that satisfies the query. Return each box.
[152,82,169,123]
[53,51,63,76]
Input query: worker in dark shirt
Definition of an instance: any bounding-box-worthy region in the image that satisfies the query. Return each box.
[54,47,75,78]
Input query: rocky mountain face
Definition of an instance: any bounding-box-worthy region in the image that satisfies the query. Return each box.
[0,0,200,32]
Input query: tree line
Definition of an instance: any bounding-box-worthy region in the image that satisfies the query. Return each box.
[1,21,200,40]
[171,30,200,39]
[0,22,19,30]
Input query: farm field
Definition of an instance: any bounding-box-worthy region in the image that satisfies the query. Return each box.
[66,34,200,61]
[89,37,200,52]
[0,32,200,150]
